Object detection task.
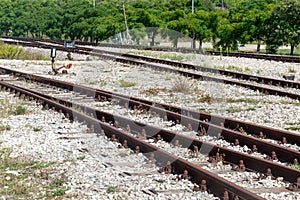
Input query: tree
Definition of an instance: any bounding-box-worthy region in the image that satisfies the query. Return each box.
[272,0,300,55]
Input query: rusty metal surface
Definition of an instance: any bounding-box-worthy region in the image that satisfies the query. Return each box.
[1,67,299,165]
[5,80,300,184]
[0,80,264,200]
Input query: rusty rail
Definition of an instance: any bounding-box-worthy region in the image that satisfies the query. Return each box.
[0,80,265,200]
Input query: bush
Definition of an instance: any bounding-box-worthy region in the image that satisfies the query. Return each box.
[0,42,24,59]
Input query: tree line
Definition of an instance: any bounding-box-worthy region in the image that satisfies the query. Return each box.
[0,0,299,54]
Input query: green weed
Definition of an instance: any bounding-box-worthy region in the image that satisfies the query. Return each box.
[119,80,137,87]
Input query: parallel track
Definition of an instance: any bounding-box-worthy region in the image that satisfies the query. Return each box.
[1,36,300,102]
[1,35,299,63]
[1,68,299,182]
[0,79,267,200]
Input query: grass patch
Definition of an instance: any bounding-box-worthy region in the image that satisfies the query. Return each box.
[226,98,258,104]
[0,124,11,132]
[291,165,300,170]
[106,186,118,193]
[119,80,137,87]
[288,66,296,73]
[76,156,85,161]
[285,126,300,131]
[171,77,194,94]
[14,105,27,115]
[226,107,256,113]
[33,127,42,132]
[197,94,212,103]
[0,41,49,60]
[0,147,63,198]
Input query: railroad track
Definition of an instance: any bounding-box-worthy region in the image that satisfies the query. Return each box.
[1,36,300,103]
[1,68,300,199]
[1,35,299,63]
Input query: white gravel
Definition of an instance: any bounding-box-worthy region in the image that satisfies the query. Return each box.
[1,46,300,199]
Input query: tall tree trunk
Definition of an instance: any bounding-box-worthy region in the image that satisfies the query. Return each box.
[192,38,196,49]
[199,39,203,52]
[290,45,294,55]
[173,37,178,48]
[256,39,261,52]
[150,31,156,46]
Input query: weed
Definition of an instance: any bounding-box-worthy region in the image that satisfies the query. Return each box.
[288,66,296,73]
[285,126,300,131]
[106,186,118,193]
[226,65,244,73]
[291,165,300,170]
[33,127,41,132]
[119,80,137,87]
[165,77,172,81]
[14,106,27,115]
[52,187,69,196]
[0,43,24,59]
[0,42,48,60]
[171,77,194,94]
[197,94,212,103]
[77,156,85,161]
[0,125,11,131]
[100,81,107,86]
[226,98,257,104]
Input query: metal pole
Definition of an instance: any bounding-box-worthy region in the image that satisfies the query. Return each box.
[192,0,194,13]
[191,0,195,49]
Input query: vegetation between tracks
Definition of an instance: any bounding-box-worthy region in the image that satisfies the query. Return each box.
[0,42,48,60]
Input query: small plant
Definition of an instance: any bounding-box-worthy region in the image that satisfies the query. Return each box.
[119,80,137,87]
[106,186,118,193]
[288,66,296,73]
[291,165,300,170]
[165,77,172,81]
[171,77,194,94]
[0,125,11,131]
[100,81,107,86]
[33,127,42,132]
[14,106,27,115]
[52,187,69,196]
[285,126,300,131]
[0,43,24,59]
[77,156,85,161]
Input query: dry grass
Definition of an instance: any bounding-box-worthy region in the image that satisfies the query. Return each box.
[171,77,195,94]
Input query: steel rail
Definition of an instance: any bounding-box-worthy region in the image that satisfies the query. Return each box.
[1,67,299,164]
[2,38,300,100]
[1,35,299,63]
[0,80,265,200]
[7,80,300,184]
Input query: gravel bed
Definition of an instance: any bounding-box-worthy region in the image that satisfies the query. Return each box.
[2,58,300,134]
[102,47,300,81]
[0,92,219,199]
[1,46,300,199]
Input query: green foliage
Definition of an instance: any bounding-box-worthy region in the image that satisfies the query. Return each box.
[77,156,85,161]
[14,105,27,115]
[119,80,136,87]
[52,187,69,196]
[291,165,300,170]
[0,0,299,54]
[0,124,11,131]
[33,127,41,132]
[0,42,24,59]
[106,186,118,193]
